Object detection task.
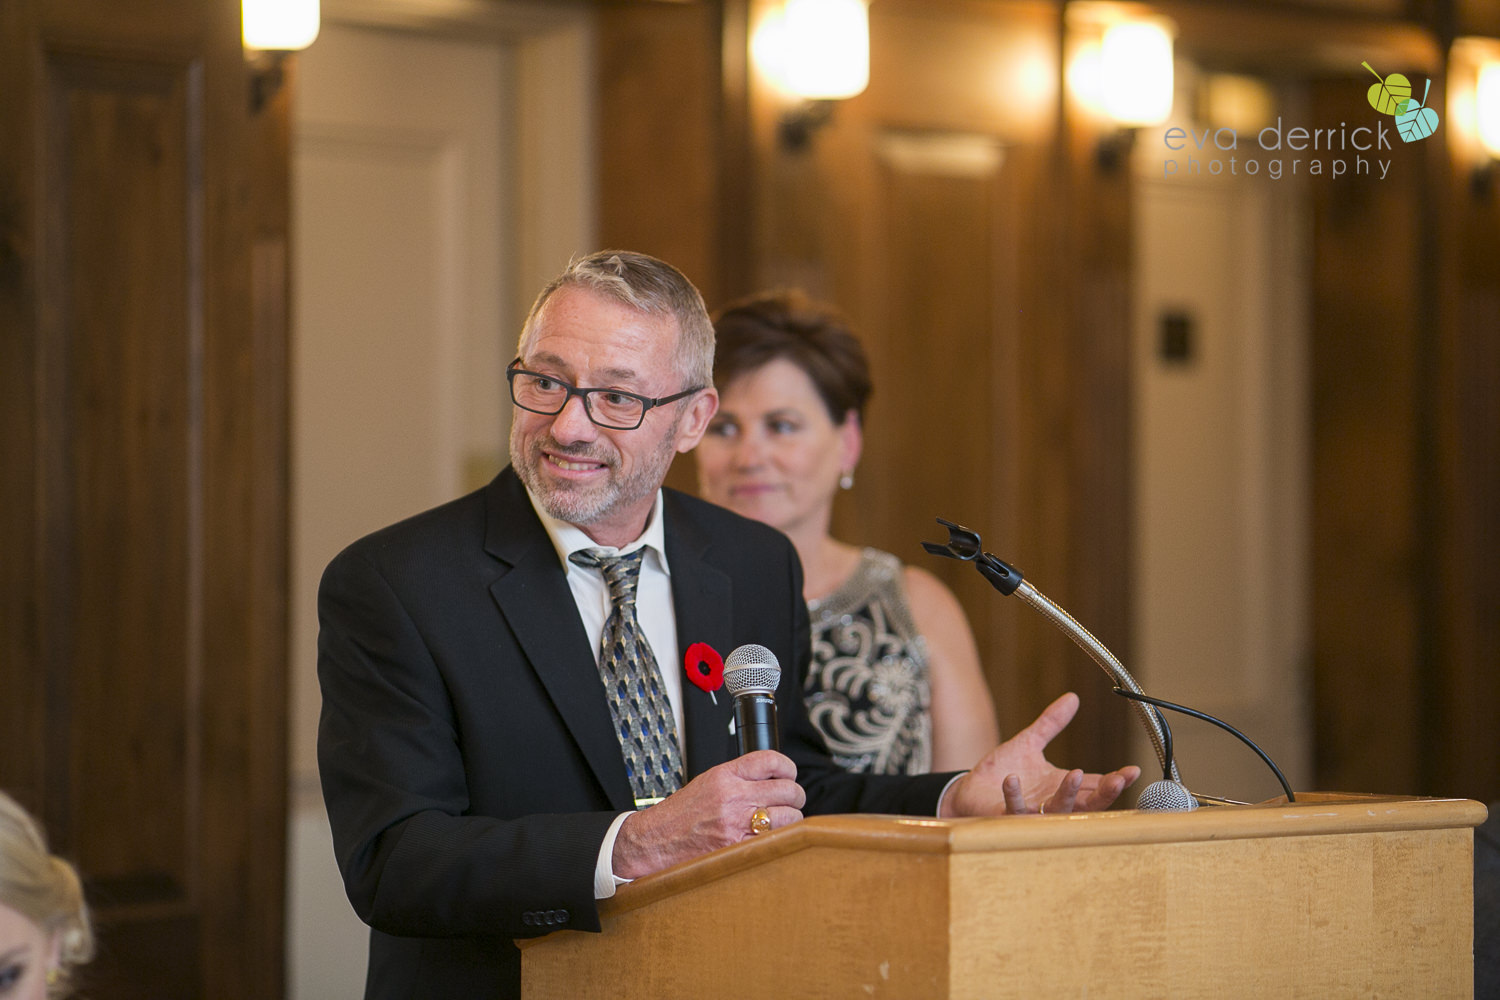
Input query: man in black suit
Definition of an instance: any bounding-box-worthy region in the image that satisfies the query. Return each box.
[317,250,1139,999]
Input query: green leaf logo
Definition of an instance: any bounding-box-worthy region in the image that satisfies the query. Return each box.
[1396,78,1440,142]
[1363,61,1412,114]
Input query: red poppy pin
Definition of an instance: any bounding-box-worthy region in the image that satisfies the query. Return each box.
[683,642,725,705]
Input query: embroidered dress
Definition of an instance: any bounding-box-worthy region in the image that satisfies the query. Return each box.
[805,548,932,774]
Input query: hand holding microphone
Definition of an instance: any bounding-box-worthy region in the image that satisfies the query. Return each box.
[612,644,801,879]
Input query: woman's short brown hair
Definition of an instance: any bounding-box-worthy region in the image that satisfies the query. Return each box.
[711,291,871,425]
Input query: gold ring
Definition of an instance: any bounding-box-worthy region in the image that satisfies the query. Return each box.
[1037,801,1047,815]
[750,806,772,835]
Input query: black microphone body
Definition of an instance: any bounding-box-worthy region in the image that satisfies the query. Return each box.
[723,643,782,756]
[733,693,779,754]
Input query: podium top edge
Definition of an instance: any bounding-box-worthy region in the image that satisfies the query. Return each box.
[942,794,1488,852]
[600,795,1486,920]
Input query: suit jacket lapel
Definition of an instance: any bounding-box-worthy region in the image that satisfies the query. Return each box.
[483,470,635,811]
[664,491,736,778]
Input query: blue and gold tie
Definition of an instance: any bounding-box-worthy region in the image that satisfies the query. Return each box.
[568,547,683,807]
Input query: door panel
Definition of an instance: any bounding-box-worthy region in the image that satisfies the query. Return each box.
[287,23,514,996]
[42,48,203,909]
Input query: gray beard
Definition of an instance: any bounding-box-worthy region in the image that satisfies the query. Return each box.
[510,419,680,529]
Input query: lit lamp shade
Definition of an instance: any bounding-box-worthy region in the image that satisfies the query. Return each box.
[243,0,320,52]
[1100,20,1174,127]
[1478,62,1500,159]
[760,0,870,101]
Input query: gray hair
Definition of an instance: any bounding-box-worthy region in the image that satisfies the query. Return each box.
[0,791,93,994]
[517,250,714,388]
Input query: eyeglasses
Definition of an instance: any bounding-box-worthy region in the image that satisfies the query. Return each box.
[506,359,704,431]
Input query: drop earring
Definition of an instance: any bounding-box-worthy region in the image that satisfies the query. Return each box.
[839,472,855,490]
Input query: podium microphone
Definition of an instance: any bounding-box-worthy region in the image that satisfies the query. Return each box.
[922,519,1181,790]
[724,644,781,755]
[1125,693,1197,811]
[923,517,1296,810]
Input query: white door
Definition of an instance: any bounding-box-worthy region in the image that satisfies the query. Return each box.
[1131,109,1314,805]
[287,21,510,999]
[285,11,597,991]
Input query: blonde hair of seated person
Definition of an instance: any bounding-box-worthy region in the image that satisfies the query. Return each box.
[0,791,93,999]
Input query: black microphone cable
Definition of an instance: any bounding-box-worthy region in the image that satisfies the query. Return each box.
[1112,688,1296,803]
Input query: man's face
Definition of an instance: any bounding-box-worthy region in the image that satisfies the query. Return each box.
[509,285,716,546]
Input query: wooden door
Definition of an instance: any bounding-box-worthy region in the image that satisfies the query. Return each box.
[0,1,289,997]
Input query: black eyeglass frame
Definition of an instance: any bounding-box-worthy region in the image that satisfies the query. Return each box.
[506,359,704,431]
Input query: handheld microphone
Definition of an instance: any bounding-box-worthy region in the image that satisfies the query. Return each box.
[723,644,781,755]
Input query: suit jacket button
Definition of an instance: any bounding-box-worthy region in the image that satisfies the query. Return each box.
[557,909,569,923]
[522,912,534,926]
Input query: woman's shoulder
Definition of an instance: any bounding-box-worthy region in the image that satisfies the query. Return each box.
[897,559,971,632]
[840,547,968,633]
[841,547,955,609]
[857,546,902,578]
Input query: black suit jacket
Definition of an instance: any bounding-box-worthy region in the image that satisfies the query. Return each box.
[317,467,956,999]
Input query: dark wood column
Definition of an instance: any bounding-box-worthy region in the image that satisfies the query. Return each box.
[0,1,290,996]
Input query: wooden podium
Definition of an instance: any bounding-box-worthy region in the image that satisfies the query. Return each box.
[519,794,1486,998]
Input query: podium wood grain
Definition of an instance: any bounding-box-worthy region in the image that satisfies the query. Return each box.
[519,794,1486,998]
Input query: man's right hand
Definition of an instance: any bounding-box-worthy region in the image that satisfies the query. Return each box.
[611,751,806,880]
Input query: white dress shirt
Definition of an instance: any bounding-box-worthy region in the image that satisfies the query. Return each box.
[525,487,682,899]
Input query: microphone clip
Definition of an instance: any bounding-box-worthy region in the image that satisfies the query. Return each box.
[921,518,1024,595]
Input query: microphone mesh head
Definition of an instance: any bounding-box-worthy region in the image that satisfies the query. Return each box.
[1137,780,1199,811]
[723,643,781,696]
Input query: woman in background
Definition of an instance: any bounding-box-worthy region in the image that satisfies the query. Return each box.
[696,291,999,774]
[0,791,92,999]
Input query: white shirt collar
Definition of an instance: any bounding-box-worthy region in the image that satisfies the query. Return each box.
[525,486,671,577]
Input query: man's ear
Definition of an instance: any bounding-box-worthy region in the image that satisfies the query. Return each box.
[674,388,720,453]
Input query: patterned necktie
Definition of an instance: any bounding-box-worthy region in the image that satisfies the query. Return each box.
[568,547,683,807]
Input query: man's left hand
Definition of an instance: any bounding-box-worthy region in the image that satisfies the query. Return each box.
[939,692,1142,817]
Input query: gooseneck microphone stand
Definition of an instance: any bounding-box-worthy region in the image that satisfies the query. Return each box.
[924,517,1298,809]
[923,518,1180,786]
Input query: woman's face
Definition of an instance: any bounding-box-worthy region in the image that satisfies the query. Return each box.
[696,357,860,537]
[0,902,57,1000]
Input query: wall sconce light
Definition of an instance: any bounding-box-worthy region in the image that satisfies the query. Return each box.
[1477,62,1500,158]
[1448,38,1500,197]
[1100,19,1174,128]
[752,0,870,150]
[1066,11,1175,171]
[244,0,320,51]
[243,0,321,113]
